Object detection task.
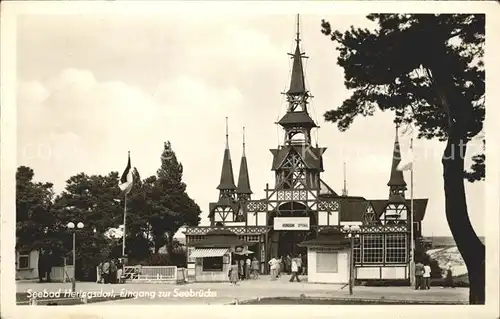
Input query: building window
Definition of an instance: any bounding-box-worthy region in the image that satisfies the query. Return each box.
[17,253,30,269]
[362,234,383,264]
[353,237,361,264]
[187,247,195,263]
[316,251,338,273]
[385,233,407,263]
[202,257,224,272]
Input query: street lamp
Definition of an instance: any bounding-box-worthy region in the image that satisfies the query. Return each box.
[343,224,361,295]
[67,221,84,293]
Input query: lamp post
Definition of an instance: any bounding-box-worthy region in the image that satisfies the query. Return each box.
[67,221,84,293]
[343,224,361,295]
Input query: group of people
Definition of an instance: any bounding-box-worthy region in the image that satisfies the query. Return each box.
[268,254,306,282]
[414,261,432,290]
[228,256,260,285]
[98,258,124,284]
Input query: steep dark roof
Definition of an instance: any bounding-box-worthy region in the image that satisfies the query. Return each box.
[217,147,236,190]
[237,155,252,195]
[277,111,317,128]
[338,198,370,222]
[299,229,350,248]
[193,228,250,247]
[388,129,407,188]
[369,199,428,222]
[270,146,326,171]
[287,43,306,95]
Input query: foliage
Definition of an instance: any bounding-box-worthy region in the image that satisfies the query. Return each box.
[320,14,485,303]
[16,166,63,256]
[16,141,201,280]
[148,141,201,256]
[321,14,484,174]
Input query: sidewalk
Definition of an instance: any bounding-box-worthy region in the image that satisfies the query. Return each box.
[17,275,469,305]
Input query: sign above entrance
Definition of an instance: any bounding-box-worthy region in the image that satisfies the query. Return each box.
[274,217,310,230]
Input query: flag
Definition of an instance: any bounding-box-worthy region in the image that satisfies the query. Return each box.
[397,139,414,171]
[119,152,133,194]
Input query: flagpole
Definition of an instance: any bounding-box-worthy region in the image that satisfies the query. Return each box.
[409,137,415,287]
[122,192,127,257]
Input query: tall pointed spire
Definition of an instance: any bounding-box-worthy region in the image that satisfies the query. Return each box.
[388,124,407,202]
[342,162,348,196]
[237,126,252,197]
[287,14,307,96]
[217,117,237,191]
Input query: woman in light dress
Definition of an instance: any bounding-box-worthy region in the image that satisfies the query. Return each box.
[229,260,239,285]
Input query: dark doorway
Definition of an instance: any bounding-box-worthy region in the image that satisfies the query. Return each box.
[277,230,314,258]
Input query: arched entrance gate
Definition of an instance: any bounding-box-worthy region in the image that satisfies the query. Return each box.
[267,201,316,259]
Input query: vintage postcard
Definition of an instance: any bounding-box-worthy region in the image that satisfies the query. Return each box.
[1,1,499,319]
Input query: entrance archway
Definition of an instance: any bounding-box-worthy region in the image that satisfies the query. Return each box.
[268,201,316,259]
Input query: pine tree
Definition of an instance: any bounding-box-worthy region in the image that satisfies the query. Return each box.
[150,141,201,261]
[16,166,62,273]
[320,14,484,303]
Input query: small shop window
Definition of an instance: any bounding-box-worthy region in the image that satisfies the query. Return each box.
[202,257,224,272]
[316,251,338,273]
[17,253,30,269]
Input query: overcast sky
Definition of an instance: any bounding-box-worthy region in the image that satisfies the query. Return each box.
[16,13,485,237]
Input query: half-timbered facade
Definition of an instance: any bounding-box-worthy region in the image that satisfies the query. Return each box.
[185,17,428,280]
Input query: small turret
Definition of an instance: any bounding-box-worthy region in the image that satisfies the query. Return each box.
[237,127,252,200]
[217,117,237,197]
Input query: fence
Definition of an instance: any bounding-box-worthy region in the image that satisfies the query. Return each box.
[96,265,180,283]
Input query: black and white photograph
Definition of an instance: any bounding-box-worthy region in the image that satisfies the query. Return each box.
[1,1,499,318]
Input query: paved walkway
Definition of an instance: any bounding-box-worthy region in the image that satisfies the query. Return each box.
[17,275,469,305]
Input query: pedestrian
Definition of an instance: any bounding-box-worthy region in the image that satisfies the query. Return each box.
[445,266,454,288]
[97,262,103,283]
[251,257,260,279]
[102,260,110,284]
[279,256,285,277]
[238,259,245,280]
[285,255,292,275]
[109,260,117,284]
[289,257,300,282]
[296,254,303,275]
[301,254,307,275]
[423,262,431,290]
[268,256,278,280]
[414,261,424,290]
[229,260,239,285]
[245,256,251,280]
[116,259,123,284]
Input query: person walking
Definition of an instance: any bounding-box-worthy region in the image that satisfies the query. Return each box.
[268,256,278,280]
[296,254,303,275]
[251,257,260,279]
[414,261,424,290]
[289,257,300,282]
[101,260,110,284]
[444,265,454,288]
[423,262,431,290]
[245,256,251,280]
[285,255,292,275]
[238,259,245,280]
[229,260,239,286]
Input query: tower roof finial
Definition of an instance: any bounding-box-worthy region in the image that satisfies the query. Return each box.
[287,14,307,96]
[242,126,246,157]
[296,13,301,43]
[225,116,229,150]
